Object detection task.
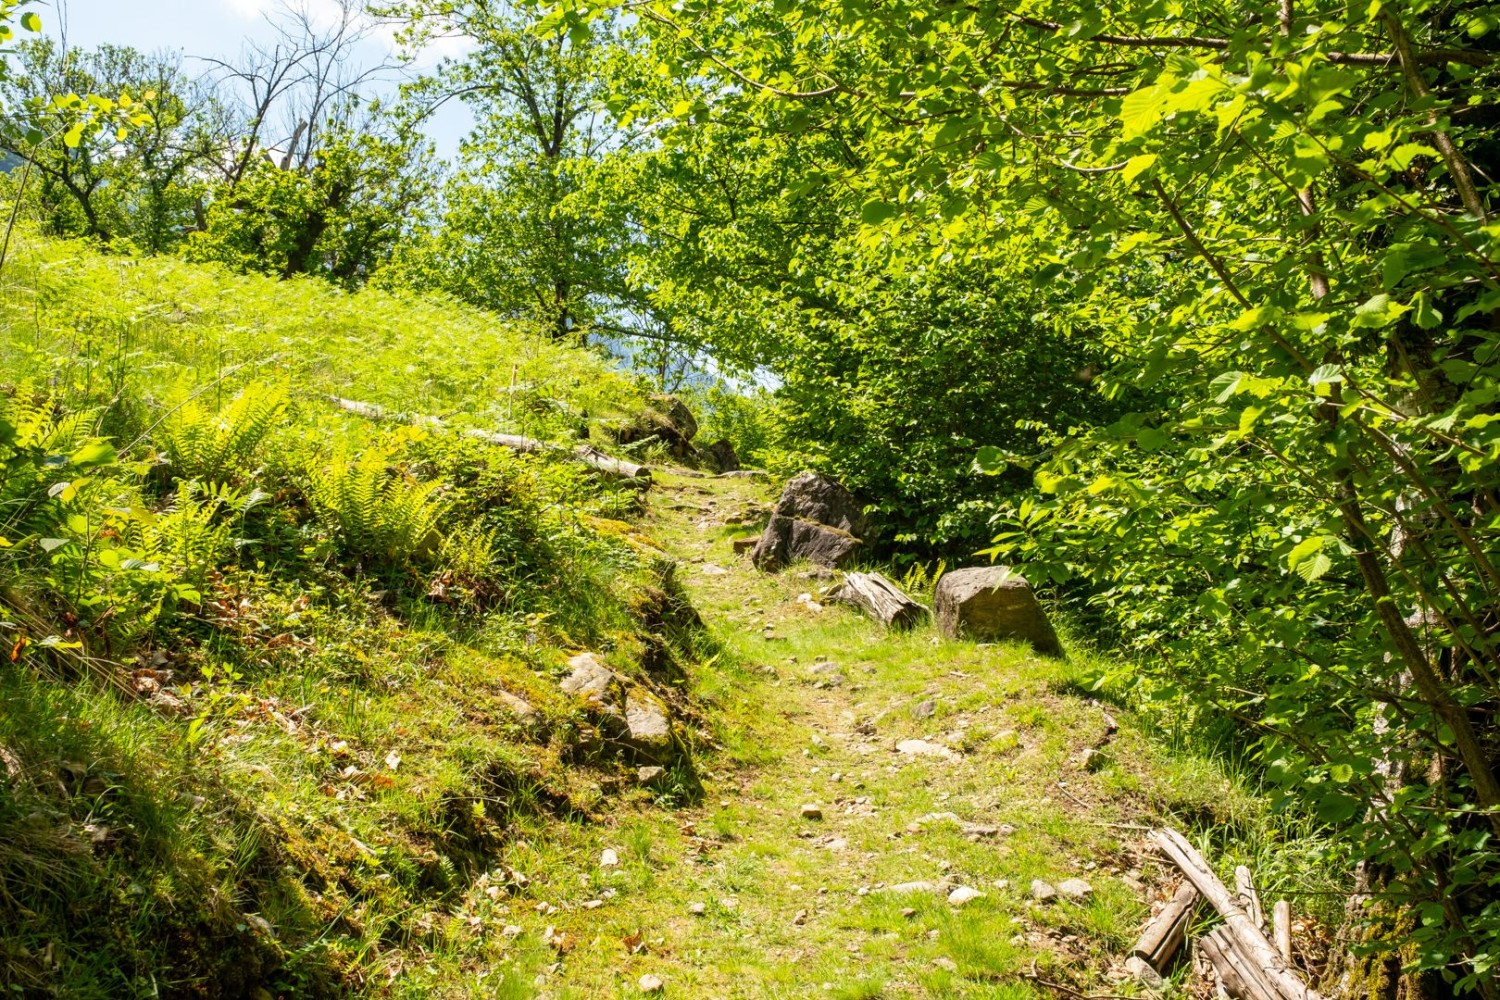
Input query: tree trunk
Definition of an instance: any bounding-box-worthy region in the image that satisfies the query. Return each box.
[327,396,651,484]
[829,572,928,630]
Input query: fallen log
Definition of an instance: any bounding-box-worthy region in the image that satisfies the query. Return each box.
[327,396,651,484]
[1272,900,1293,962]
[1129,882,1198,973]
[1150,828,1323,1000]
[1200,928,1278,1000]
[1234,865,1265,929]
[829,571,929,630]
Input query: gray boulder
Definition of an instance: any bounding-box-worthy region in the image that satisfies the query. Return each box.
[649,394,698,442]
[934,567,1062,655]
[561,653,622,708]
[750,514,862,572]
[623,688,675,760]
[701,438,739,473]
[774,471,867,537]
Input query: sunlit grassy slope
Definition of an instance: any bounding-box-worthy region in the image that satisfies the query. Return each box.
[0,235,711,998]
[0,232,646,439]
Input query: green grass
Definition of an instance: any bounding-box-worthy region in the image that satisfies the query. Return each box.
[0,235,1347,996]
[0,235,712,997]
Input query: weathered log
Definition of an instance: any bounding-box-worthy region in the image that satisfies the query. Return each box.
[1273,900,1293,962]
[830,571,929,630]
[327,396,651,484]
[1130,882,1198,971]
[1200,927,1279,1000]
[1150,828,1323,1000]
[329,396,442,428]
[1235,865,1266,929]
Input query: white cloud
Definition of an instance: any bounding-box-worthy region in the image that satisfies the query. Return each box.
[219,0,474,69]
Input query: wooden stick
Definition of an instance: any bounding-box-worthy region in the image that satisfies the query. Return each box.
[1273,900,1293,962]
[1199,927,1278,1000]
[1234,865,1265,929]
[1129,882,1198,969]
[1199,929,1258,1000]
[327,396,651,484]
[1150,828,1323,1000]
[829,571,929,630]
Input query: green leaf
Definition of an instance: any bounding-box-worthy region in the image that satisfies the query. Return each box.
[974,446,1006,474]
[1307,363,1343,386]
[860,200,900,226]
[1033,262,1066,285]
[1136,426,1168,451]
[69,440,117,468]
[1210,371,1247,403]
[1119,153,1157,183]
[1287,535,1334,581]
[1350,293,1408,330]
[19,11,40,31]
[1119,84,1166,139]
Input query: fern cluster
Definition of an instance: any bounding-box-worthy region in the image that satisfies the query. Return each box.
[304,449,447,567]
[158,382,287,484]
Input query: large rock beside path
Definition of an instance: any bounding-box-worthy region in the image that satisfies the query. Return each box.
[649,394,698,442]
[561,653,622,707]
[623,688,675,760]
[751,472,868,572]
[773,471,867,536]
[750,515,862,572]
[934,566,1062,656]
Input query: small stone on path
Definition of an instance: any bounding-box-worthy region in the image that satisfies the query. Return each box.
[1125,955,1165,988]
[896,739,956,759]
[1031,879,1058,902]
[947,885,985,906]
[932,957,959,972]
[1057,878,1093,900]
[913,699,937,719]
[636,765,666,785]
[639,973,665,993]
[689,902,706,915]
[600,848,620,868]
[800,803,823,820]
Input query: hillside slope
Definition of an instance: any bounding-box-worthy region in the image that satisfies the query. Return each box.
[0,236,713,997]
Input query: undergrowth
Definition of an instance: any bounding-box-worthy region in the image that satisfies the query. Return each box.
[0,233,711,998]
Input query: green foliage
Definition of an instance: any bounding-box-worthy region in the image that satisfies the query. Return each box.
[0,235,705,996]
[561,0,1500,983]
[304,447,447,566]
[377,2,649,339]
[185,119,436,288]
[159,381,288,484]
[0,39,214,249]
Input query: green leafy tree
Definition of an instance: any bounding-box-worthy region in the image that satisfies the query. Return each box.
[185,111,436,286]
[0,40,228,249]
[561,0,1500,985]
[382,0,643,339]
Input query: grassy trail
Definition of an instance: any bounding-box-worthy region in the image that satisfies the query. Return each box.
[493,471,1244,999]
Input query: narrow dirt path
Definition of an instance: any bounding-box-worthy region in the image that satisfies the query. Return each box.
[511,472,1225,999]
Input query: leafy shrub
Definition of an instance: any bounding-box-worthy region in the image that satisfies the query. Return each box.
[157,382,287,484]
[304,448,447,567]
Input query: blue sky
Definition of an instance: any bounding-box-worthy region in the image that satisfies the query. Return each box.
[47,0,474,156]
